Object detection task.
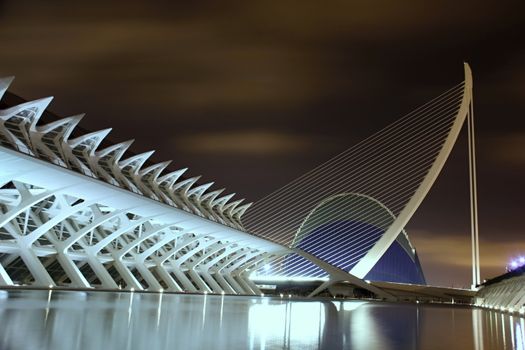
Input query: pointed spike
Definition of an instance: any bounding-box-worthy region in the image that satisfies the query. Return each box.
[233,202,253,219]
[36,114,84,135]
[140,160,172,177]
[0,97,53,129]
[67,128,112,149]
[157,168,188,188]
[61,114,84,139]
[212,193,236,211]
[187,182,214,199]
[201,188,225,203]
[119,150,155,169]
[224,198,245,213]
[0,76,15,101]
[96,139,134,160]
[171,175,201,194]
[28,97,53,132]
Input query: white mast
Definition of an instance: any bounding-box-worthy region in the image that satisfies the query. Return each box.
[466,65,481,289]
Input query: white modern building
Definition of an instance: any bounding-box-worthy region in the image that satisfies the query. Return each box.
[0,76,291,294]
[0,64,478,297]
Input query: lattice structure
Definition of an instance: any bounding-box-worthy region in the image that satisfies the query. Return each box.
[0,76,289,294]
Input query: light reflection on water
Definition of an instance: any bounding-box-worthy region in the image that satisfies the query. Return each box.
[0,289,523,350]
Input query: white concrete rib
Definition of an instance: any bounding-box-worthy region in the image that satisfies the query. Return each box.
[0,77,286,294]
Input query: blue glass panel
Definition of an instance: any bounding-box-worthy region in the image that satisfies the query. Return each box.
[296,220,384,272]
[365,240,426,284]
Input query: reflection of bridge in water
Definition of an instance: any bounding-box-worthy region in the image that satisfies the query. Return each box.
[0,64,521,314]
[0,289,522,350]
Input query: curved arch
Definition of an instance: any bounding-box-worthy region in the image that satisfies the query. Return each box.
[351,63,473,278]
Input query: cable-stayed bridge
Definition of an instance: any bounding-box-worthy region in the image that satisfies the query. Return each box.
[0,64,490,303]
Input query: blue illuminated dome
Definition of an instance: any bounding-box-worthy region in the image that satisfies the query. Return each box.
[280,193,426,284]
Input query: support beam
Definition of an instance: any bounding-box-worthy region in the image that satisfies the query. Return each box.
[294,249,395,300]
[154,265,183,292]
[113,259,143,290]
[0,262,13,285]
[85,255,118,289]
[467,88,481,289]
[135,263,163,290]
[55,253,91,288]
[18,248,55,286]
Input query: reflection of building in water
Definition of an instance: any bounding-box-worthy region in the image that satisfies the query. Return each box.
[0,290,522,350]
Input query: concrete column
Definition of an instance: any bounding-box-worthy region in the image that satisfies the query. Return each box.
[86,255,118,289]
[113,259,143,290]
[199,270,223,293]
[224,273,246,294]
[56,253,91,288]
[170,267,197,292]
[135,263,162,290]
[0,262,13,285]
[154,266,182,292]
[18,248,55,286]
[241,274,262,295]
[213,272,236,294]
[188,270,211,292]
[234,275,256,295]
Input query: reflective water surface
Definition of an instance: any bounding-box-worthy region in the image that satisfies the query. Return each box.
[0,289,523,350]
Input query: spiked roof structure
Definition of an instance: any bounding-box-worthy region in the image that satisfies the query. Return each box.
[0,77,251,231]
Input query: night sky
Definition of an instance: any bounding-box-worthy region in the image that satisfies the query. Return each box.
[0,0,524,287]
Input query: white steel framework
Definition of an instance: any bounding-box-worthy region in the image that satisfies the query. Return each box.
[0,77,290,294]
[0,64,479,297]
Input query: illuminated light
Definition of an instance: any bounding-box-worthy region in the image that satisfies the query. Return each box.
[342,301,366,311]
[280,294,283,298]
[159,288,164,293]
[130,287,135,292]
[508,255,525,271]
[204,291,208,295]
[250,276,329,283]
[260,293,264,297]
[249,301,325,345]
[288,294,291,298]
[364,280,371,284]
[48,285,53,289]
[221,291,225,295]
[331,302,341,312]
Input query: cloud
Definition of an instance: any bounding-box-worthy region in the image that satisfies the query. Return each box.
[173,130,315,155]
[410,229,525,286]
[483,132,525,165]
